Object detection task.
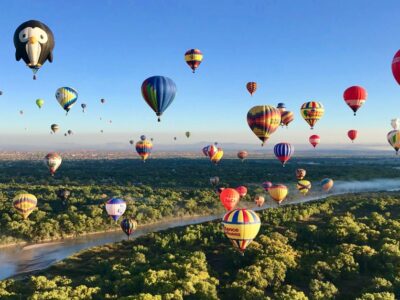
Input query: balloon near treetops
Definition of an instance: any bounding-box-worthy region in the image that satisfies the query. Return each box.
[254,195,265,207]
[120,218,138,238]
[44,152,62,176]
[321,178,334,192]
[237,150,248,161]
[105,198,126,221]
[13,193,37,219]
[219,188,240,211]
[268,184,288,204]
[210,176,220,186]
[300,101,324,129]
[236,186,248,197]
[184,49,203,73]
[262,181,273,192]
[247,105,281,146]
[296,169,306,180]
[297,180,311,196]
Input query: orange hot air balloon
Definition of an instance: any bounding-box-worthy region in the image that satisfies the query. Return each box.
[237,150,248,161]
[246,82,257,96]
[236,186,248,197]
[309,135,320,148]
[392,50,400,85]
[280,111,294,127]
[343,86,367,116]
[347,130,358,143]
[219,188,240,211]
[268,184,288,204]
[247,105,281,146]
[254,195,265,207]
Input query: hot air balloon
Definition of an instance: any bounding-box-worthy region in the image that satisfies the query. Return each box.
[247,105,281,146]
[210,176,220,186]
[300,101,324,129]
[100,130,103,134]
[277,103,286,113]
[262,181,273,192]
[236,186,248,197]
[296,169,306,180]
[101,98,105,104]
[174,137,177,141]
[280,111,294,127]
[246,82,257,96]
[211,148,224,165]
[19,110,23,115]
[254,195,265,207]
[219,188,240,211]
[81,103,86,112]
[321,178,334,192]
[215,186,225,195]
[222,208,261,254]
[129,140,134,145]
[64,133,67,136]
[392,50,400,85]
[202,146,209,157]
[185,131,190,138]
[387,130,400,154]
[297,180,311,196]
[343,86,367,116]
[120,218,138,239]
[14,20,55,79]
[44,152,62,176]
[140,135,146,141]
[150,138,154,142]
[67,130,73,135]
[141,76,177,122]
[184,49,203,73]
[55,87,78,115]
[36,98,44,109]
[136,139,153,162]
[348,130,358,143]
[105,198,126,221]
[391,118,400,130]
[13,193,37,219]
[50,124,59,133]
[274,143,294,166]
[309,135,320,148]
[56,189,70,206]
[237,151,248,161]
[268,184,288,204]
[0,91,3,95]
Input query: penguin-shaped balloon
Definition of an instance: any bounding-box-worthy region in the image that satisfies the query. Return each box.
[13,20,55,80]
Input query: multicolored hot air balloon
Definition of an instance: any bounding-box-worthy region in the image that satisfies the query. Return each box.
[247,105,281,146]
[120,218,138,239]
[105,198,126,221]
[141,76,177,122]
[184,49,203,73]
[387,130,400,154]
[237,150,248,161]
[210,176,220,186]
[392,50,400,85]
[391,118,400,130]
[254,195,265,207]
[309,135,320,148]
[13,193,37,219]
[44,152,62,176]
[262,181,273,192]
[55,87,78,115]
[246,82,257,96]
[81,103,86,112]
[222,208,261,254]
[219,188,240,211]
[136,139,153,162]
[277,103,286,113]
[297,180,311,196]
[185,131,191,138]
[211,148,224,165]
[205,144,223,164]
[343,86,367,116]
[36,98,44,109]
[321,178,334,192]
[268,184,288,204]
[50,124,59,133]
[280,111,294,127]
[274,143,294,166]
[348,130,358,143]
[14,20,55,79]
[236,186,248,197]
[300,101,324,129]
[296,169,306,180]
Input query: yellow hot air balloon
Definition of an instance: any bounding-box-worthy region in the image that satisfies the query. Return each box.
[268,184,288,204]
[211,148,224,164]
[247,105,281,146]
[297,180,311,195]
[300,101,324,129]
[222,208,261,254]
[13,193,37,219]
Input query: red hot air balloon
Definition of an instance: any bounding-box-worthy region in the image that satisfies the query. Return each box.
[347,130,358,143]
[237,150,248,161]
[392,50,400,85]
[343,86,367,116]
[236,186,248,197]
[309,135,320,148]
[246,82,257,96]
[219,188,240,211]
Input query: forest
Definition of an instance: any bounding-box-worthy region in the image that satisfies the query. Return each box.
[1,191,399,299]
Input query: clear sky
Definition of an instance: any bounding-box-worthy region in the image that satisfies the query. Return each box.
[0,0,399,150]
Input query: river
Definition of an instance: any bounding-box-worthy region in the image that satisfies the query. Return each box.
[1,178,400,280]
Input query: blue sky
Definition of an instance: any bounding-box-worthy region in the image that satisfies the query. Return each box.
[0,0,399,150]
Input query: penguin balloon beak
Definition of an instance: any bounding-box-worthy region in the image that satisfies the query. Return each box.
[29,36,37,44]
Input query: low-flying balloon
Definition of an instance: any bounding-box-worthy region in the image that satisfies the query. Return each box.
[343,86,367,116]
[13,193,37,219]
[136,139,153,161]
[215,186,225,195]
[268,184,288,204]
[210,176,220,186]
[44,152,62,176]
[274,143,294,166]
[55,87,78,115]
[219,188,240,211]
[321,178,334,192]
[57,189,70,206]
[105,198,126,221]
[246,82,257,96]
[387,130,400,154]
[309,135,320,148]
[236,186,248,197]
[300,101,324,129]
[347,130,358,143]
[254,195,265,207]
[297,180,311,196]
[247,105,281,146]
[36,98,44,109]
[262,181,273,192]
[296,169,306,180]
[120,218,138,239]
[184,49,203,73]
[237,150,248,161]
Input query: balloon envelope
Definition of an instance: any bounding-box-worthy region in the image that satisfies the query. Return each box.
[55,87,78,114]
[120,218,138,238]
[13,193,37,219]
[219,188,240,211]
[274,143,294,166]
[36,99,44,108]
[309,135,320,148]
[136,140,153,161]
[347,130,358,142]
[296,169,306,180]
[105,198,126,221]
[300,101,324,129]
[321,178,334,192]
[185,49,203,73]
[246,82,257,96]
[44,152,62,176]
[387,130,400,154]
[247,105,281,145]
[236,186,248,197]
[268,184,288,204]
[343,86,367,116]
[254,195,265,207]
[297,180,311,195]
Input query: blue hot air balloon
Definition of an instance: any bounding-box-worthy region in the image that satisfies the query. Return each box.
[273,142,294,167]
[105,198,126,221]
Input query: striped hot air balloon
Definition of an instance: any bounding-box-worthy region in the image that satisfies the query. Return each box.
[300,101,324,129]
[277,103,286,113]
[321,178,334,192]
[13,193,37,219]
[387,130,400,154]
[55,87,78,115]
[222,208,261,253]
[120,218,138,239]
[184,49,203,73]
[268,184,288,204]
[297,180,311,196]
[141,76,177,122]
[247,105,281,146]
[274,143,294,166]
[44,152,62,176]
[136,139,153,162]
[280,111,294,127]
[105,198,126,221]
[246,82,257,96]
[309,135,320,148]
[343,86,367,116]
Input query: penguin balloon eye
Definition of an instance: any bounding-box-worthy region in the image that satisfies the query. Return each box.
[33,28,48,43]
[18,28,31,42]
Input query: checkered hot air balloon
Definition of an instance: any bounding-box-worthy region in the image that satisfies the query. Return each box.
[185,49,203,73]
[105,198,126,221]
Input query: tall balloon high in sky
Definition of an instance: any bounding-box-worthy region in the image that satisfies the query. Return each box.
[50,124,59,133]
[13,193,37,219]
[246,82,257,96]
[44,152,62,176]
[247,105,281,145]
[274,142,294,166]
[300,101,324,129]
[343,86,367,116]
[321,178,334,192]
[13,20,54,79]
[141,76,177,122]
[36,99,44,109]
[55,87,78,115]
[184,49,203,73]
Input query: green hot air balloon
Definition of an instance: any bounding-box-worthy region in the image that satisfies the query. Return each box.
[36,98,44,109]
